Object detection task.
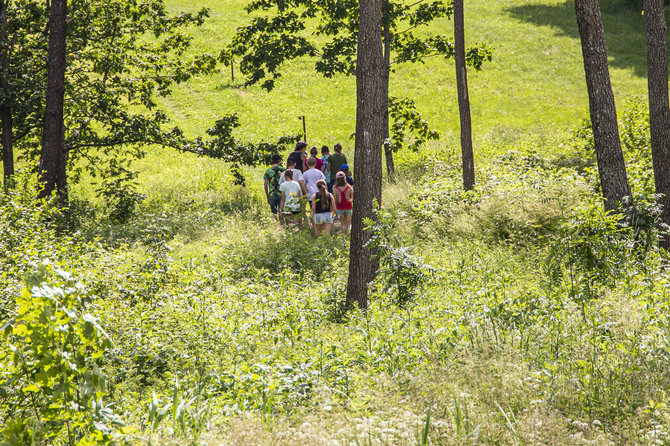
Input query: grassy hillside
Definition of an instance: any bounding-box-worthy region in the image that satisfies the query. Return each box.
[107,0,649,206]
[3,1,668,445]
[155,0,646,143]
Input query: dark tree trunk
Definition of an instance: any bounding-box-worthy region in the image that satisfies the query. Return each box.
[39,0,68,200]
[0,0,13,187]
[346,0,385,310]
[454,0,474,191]
[574,0,631,211]
[644,0,670,249]
[382,0,394,178]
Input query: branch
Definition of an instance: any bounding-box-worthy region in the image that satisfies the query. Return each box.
[14,124,39,142]
[396,23,420,36]
[391,51,446,66]
[68,65,111,144]
[406,0,429,8]
[66,138,201,154]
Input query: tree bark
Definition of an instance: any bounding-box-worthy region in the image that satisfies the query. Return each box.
[346,0,385,310]
[39,0,68,200]
[382,0,394,178]
[454,0,474,191]
[0,0,13,187]
[574,0,631,211]
[644,0,670,249]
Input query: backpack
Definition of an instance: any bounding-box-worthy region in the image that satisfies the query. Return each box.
[266,166,285,197]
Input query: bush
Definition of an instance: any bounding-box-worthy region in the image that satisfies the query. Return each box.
[0,170,96,321]
[1,261,124,445]
[403,149,587,246]
[366,209,436,307]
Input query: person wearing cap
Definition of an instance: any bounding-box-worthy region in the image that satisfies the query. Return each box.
[333,170,353,234]
[340,164,354,185]
[327,143,347,184]
[263,154,286,220]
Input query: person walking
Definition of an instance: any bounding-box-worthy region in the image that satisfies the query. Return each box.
[327,143,348,185]
[263,154,286,220]
[302,157,326,204]
[321,145,331,191]
[279,169,303,229]
[333,171,353,234]
[279,159,308,197]
[311,179,336,236]
[341,164,354,185]
[309,146,325,173]
[287,141,308,172]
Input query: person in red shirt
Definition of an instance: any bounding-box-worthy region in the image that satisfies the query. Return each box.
[309,146,325,173]
[333,171,353,234]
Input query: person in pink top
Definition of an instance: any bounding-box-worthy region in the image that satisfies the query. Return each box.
[309,146,325,173]
[333,171,353,234]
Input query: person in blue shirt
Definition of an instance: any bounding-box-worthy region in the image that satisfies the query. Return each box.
[341,164,354,185]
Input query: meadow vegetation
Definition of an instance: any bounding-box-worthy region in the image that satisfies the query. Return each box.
[2,0,670,445]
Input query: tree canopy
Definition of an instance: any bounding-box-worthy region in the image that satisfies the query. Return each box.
[223,0,491,91]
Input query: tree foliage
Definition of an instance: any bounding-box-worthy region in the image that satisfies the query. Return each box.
[203,114,300,185]
[387,96,440,153]
[1,0,219,211]
[1,261,123,445]
[223,0,492,91]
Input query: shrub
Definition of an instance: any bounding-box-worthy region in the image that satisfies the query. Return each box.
[0,169,95,321]
[0,261,124,445]
[366,209,436,307]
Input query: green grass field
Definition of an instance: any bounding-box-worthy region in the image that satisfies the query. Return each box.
[4,1,669,445]
[115,0,649,205]
[156,0,646,143]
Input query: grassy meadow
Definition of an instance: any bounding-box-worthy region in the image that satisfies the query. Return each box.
[3,0,670,445]
[105,0,650,208]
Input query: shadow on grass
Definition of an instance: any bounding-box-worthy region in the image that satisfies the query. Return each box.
[505,1,647,77]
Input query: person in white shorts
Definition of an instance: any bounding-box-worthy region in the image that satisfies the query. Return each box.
[279,169,303,229]
[311,179,335,236]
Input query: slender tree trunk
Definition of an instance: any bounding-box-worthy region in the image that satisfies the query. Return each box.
[346,0,385,310]
[0,0,13,187]
[39,0,68,200]
[574,0,631,211]
[644,0,670,249]
[454,0,474,191]
[382,0,394,178]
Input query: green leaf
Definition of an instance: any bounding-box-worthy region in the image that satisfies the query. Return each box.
[22,383,41,393]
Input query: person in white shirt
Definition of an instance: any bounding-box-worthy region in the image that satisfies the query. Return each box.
[279,169,303,229]
[302,157,326,204]
[279,159,308,197]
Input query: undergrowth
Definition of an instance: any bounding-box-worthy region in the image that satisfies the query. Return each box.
[3,136,670,445]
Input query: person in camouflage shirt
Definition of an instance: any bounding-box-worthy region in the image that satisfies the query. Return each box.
[264,154,286,220]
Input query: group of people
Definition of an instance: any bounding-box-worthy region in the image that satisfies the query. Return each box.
[263,141,354,236]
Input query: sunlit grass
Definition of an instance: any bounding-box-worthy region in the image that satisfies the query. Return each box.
[92,0,648,209]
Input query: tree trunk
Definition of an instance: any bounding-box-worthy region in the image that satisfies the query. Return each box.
[382,0,394,178]
[644,0,670,249]
[39,0,68,200]
[346,0,385,310]
[574,0,631,211]
[0,0,13,187]
[454,0,474,191]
